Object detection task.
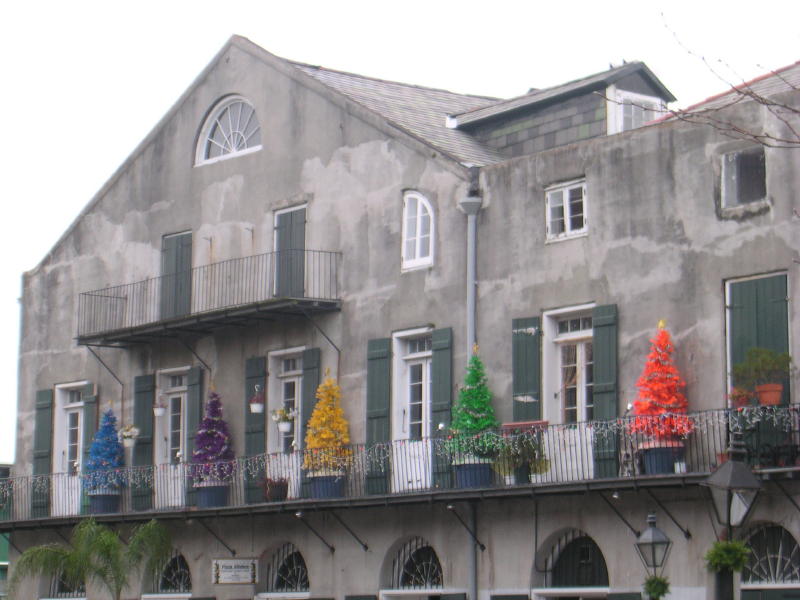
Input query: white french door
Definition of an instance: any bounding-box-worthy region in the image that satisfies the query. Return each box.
[155,392,186,509]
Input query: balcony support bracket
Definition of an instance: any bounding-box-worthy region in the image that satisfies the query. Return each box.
[445,503,486,551]
[295,511,335,553]
[775,480,800,516]
[598,492,639,537]
[196,519,235,556]
[85,345,125,390]
[645,489,692,539]
[302,310,342,374]
[331,511,368,551]
[178,338,212,374]
[2,532,21,555]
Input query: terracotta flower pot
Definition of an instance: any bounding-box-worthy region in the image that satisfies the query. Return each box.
[756,383,783,406]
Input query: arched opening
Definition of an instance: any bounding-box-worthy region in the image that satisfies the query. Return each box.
[195,96,262,165]
[155,551,192,594]
[264,543,309,594]
[380,536,453,600]
[742,524,800,585]
[533,529,609,597]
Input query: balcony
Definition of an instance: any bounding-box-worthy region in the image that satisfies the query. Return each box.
[76,249,341,345]
[2,406,798,528]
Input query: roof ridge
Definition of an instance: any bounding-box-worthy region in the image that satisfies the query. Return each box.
[287,59,500,102]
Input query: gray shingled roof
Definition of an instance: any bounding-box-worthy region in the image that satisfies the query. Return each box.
[451,62,675,128]
[291,62,505,166]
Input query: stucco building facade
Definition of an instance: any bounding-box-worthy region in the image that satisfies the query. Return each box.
[5,37,800,599]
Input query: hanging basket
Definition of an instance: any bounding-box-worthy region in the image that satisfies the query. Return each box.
[277,421,292,433]
[153,406,166,417]
[250,402,265,414]
[122,438,136,449]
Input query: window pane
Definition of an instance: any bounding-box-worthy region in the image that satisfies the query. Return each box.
[568,186,584,231]
[738,148,766,204]
[419,234,430,258]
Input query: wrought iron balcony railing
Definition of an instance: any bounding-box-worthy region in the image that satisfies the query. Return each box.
[1,406,797,524]
[77,249,341,342]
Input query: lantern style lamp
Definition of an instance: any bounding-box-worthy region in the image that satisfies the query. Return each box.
[635,513,672,576]
[701,433,762,537]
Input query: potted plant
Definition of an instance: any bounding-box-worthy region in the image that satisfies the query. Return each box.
[643,574,670,600]
[705,539,751,600]
[191,392,235,508]
[628,322,694,474]
[493,431,549,484]
[118,425,140,449]
[728,387,754,409]
[249,384,265,414]
[303,374,352,498]
[733,347,792,406]
[272,407,297,433]
[262,476,289,501]
[83,410,125,514]
[153,399,167,417]
[447,347,500,489]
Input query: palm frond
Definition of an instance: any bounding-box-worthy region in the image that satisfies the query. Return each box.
[9,544,72,595]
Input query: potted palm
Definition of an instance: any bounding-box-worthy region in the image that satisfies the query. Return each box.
[733,347,792,406]
[303,375,352,498]
[83,410,125,514]
[447,347,500,488]
[191,392,235,508]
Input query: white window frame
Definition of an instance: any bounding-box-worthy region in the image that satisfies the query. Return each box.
[195,95,262,166]
[606,85,665,134]
[267,347,305,453]
[721,146,767,208]
[392,327,434,440]
[545,179,587,242]
[53,381,89,475]
[156,368,190,465]
[542,304,595,424]
[401,192,435,271]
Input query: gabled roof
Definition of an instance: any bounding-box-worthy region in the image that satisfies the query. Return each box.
[675,60,800,113]
[450,61,675,128]
[291,62,504,166]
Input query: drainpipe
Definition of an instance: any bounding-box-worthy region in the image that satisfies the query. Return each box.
[459,167,483,356]
[469,502,479,600]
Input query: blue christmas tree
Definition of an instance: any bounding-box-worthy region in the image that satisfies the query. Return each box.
[83,410,125,491]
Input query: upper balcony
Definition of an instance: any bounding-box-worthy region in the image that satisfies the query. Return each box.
[2,406,798,530]
[76,249,341,345]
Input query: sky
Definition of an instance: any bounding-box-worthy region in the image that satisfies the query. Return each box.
[0,0,798,463]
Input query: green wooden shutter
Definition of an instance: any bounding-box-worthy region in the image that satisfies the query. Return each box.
[132,374,155,511]
[592,304,619,478]
[245,357,267,504]
[431,327,453,489]
[80,383,98,514]
[512,317,542,421]
[160,232,192,319]
[300,348,321,498]
[32,389,53,518]
[366,338,391,495]
[185,366,204,507]
[730,274,790,402]
[276,208,306,298]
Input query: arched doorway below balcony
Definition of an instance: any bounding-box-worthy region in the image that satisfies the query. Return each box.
[380,536,464,600]
[532,529,610,599]
[741,524,800,599]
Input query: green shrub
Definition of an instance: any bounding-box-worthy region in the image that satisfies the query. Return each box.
[704,539,751,573]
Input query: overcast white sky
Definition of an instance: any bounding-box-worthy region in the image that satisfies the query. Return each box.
[0,0,798,463]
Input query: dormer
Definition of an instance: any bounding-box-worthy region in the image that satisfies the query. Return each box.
[448,62,675,159]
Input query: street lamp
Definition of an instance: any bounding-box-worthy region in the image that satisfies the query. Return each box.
[701,433,762,538]
[635,513,672,576]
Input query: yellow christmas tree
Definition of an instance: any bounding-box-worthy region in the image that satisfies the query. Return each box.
[303,375,352,473]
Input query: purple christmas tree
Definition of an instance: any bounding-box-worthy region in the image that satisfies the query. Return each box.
[192,392,235,482]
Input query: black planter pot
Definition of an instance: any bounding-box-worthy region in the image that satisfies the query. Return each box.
[310,475,345,498]
[88,493,120,514]
[264,480,289,501]
[196,484,229,508]
[454,462,493,488]
[642,445,685,474]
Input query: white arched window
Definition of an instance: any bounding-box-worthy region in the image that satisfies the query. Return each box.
[401,192,434,270]
[196,96,262,165]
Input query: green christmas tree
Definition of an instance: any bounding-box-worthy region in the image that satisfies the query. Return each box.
[449,346,500,457]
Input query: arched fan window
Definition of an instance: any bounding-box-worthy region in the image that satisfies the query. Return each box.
[157,551,192,593]
[743,525,800,583]
[49,572,85,598]
[392,536,443,589]
[265,543,309,592]
[196,96,262,164]
[544,529,608,588]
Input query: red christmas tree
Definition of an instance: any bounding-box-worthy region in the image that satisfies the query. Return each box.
[629,322,694,440]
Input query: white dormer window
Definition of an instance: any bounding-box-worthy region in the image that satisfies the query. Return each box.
[401,191,434,270]
[195,96,262,165]
[607,88,665,134]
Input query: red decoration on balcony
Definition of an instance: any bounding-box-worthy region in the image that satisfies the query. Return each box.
[629,322,694,441]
